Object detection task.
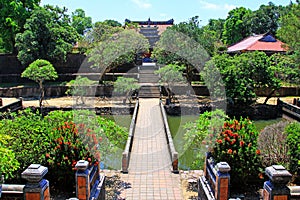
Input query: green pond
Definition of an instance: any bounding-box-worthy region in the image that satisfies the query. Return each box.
[102,114,282,170]
[102,115,132,129]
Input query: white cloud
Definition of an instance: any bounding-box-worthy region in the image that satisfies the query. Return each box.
[199,0,236,11]
[199,0,218,10]
[131,0,152,9]
[224,4,237,11]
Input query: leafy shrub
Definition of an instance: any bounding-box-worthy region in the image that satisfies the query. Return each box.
[0,109,53,179]
[0,134,20,180]
[0,109,128,188]
[258,121,290,168]
[183,109,227,168]
[212,117,263,186]
[286,122,300,182]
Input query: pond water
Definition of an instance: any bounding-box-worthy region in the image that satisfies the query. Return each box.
[100,115,132,169]
[102,115,132,129]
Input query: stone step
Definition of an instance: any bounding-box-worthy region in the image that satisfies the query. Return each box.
[138,86,160,98]
[139,79,160,83]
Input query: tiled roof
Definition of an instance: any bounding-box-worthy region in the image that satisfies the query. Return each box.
[227,34,287,53]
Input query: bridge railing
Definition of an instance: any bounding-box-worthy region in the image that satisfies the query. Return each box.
[122,100,139,173]
[160,101,179,173]
[198,152,231,200]
[0,97,23,113]
[278,98,300,121]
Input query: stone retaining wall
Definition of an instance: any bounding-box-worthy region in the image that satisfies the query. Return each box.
[2,85,299,98]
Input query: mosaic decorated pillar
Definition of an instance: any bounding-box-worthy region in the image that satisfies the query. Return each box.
[215,162,231,200]
[263,165,292,200]
[21,164,50,200]
[75,160,90,200]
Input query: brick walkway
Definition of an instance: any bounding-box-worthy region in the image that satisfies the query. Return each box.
[120,98,183,200]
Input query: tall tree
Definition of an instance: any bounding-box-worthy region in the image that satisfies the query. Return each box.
[277,2,300,63]
[15,5,79,66]
[0,0,40,53]
[79,21,124,51]
[202,52,281,105]
[245,2,281,35]
[71,9,93,35]
[103,19,122,27]
[222,7,252,45]
[88,29,149,74]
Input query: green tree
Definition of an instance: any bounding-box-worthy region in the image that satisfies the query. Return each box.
[71,9,93,35]
[269,54,300,86]
[245,2,281,35]
[66,76,97,104]
[15,5,79,65]
[0,0,40,53]
[168,16,223,56]
[21,59,58,108]
[202,52,281,105]
[103,19,122,27]
[114,77,140,104]
[78,21,124,52]
[153,25,210,83]
[222,7,252,45]
[277,2,300,63]
[155,64,186,104]
[88,29,149,74]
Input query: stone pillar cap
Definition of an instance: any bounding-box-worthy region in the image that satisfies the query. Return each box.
[21,164,48,183]
[217,162,231,173]
[75,160,89,171]
[266,165,292,184]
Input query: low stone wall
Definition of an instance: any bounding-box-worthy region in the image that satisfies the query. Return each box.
[160,101,179,173]
[1,85,299,98]
[255,87,300,97]
[122,101,139,173]
[0,85,114,98]
[162,85,300,97]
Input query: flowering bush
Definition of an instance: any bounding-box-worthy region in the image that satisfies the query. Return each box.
[45,121,100,191]
[212,117,263,186]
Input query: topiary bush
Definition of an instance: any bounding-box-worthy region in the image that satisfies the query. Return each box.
[212,117,263,187]
[258,121,290,168]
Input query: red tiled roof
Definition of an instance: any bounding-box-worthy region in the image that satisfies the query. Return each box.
[227,34,287,53]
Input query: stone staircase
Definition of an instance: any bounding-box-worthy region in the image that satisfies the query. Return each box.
[139,26,160,48]
[138,63,160,98]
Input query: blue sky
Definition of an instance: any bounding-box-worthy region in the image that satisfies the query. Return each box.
[40,0,293,26]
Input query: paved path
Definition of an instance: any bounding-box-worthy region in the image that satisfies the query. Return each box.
[120,98,183,200]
